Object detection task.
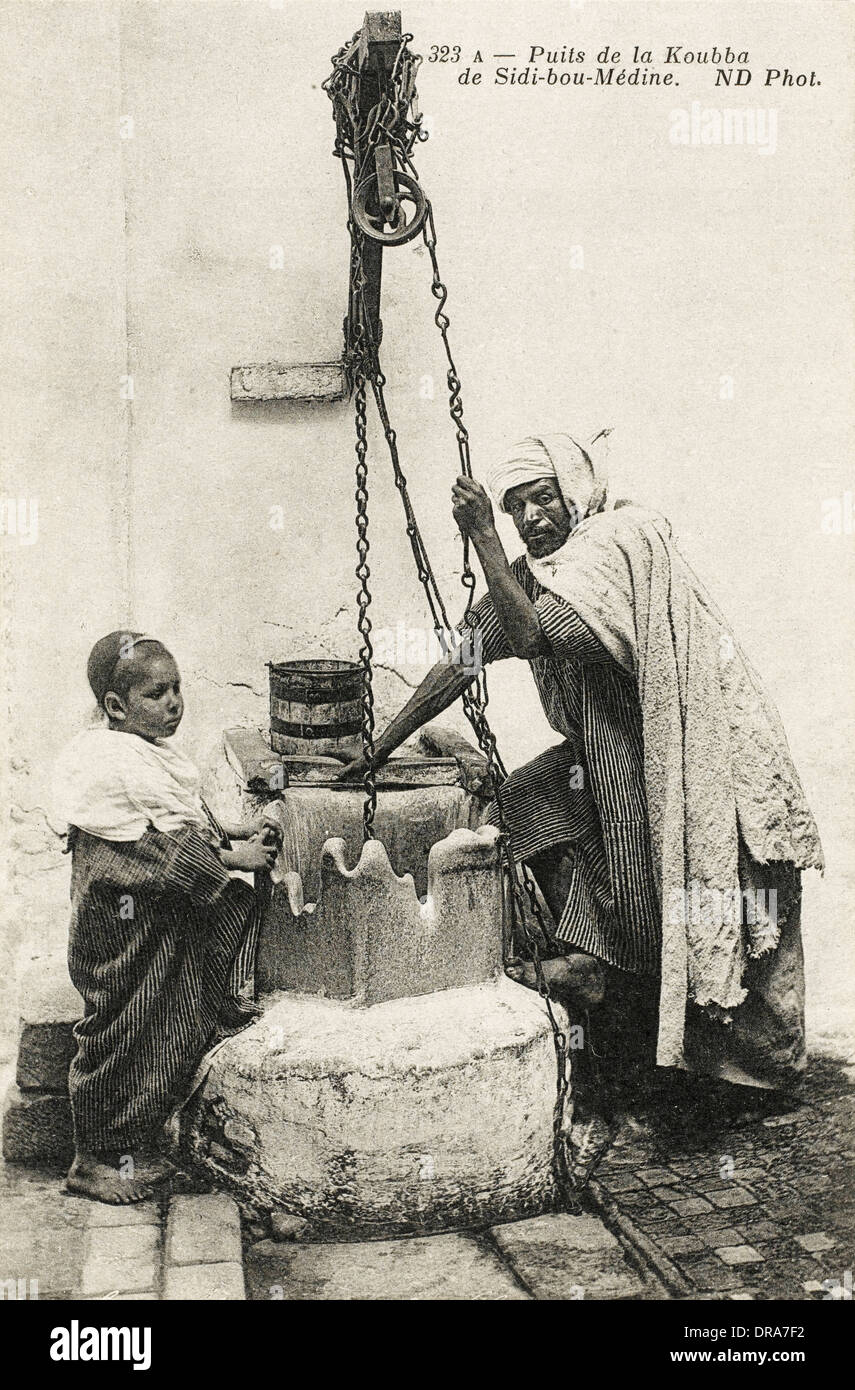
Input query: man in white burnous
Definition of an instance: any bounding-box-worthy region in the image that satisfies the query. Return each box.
[341,431,823,1133]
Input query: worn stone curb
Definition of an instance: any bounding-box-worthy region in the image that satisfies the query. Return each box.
[587,1179,690,1299]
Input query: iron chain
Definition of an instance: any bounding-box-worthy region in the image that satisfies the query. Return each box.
[326,34,572,1194]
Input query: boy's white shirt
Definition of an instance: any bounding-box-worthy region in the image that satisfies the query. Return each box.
[52,727,209,841]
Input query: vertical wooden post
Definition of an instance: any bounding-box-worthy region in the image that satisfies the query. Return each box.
[346,11,402,360]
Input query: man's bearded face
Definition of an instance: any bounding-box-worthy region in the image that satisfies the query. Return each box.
[505,477,577,558]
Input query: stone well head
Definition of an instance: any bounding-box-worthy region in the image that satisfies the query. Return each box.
[256,785,508,1007]
[185,730,565,1234]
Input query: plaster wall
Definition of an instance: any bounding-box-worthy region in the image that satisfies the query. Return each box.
[2,1,852,1052]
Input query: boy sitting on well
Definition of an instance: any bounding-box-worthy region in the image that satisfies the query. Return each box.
[53,630,278,1204]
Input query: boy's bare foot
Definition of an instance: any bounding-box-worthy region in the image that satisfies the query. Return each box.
[65,1154,152,1205]
[506,952,606,1008]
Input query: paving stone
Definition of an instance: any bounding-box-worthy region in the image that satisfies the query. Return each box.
[794,1232,835,1254]
[249,1233,528,1301]
[0,1189,89,1231]
[799,1174,832,1193]
[506,1212,621,1253]
[739,1220,784,1242]
[491,1213,648,1300]
[636,1211,680,1231]
[802,1279,826,1296]
[0,1227,86,1295]
[763,1200,821,1225]
[683,1211,751,1231]
[651,1186,684,1201]
[603,1172,643,1193]
[678,1259,744,1292]
[698,1227,744,1248]
[715,1244,764,1266]
[637,1168,677,1186]
[82,1200,160,1227]
[670,1197,713,1216]
[616,1191,652,1209]
[660,1235,705,1256]
[636,1208,684,1228]
[703,1187,757,1209]
[166,1193,242,1266]
[81,1254,158,1296]
[2,1084,73,1164]
[164,1261,245,1300]
[87,1225,159,1262]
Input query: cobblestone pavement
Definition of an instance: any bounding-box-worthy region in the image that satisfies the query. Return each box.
[588,1052,855,1300]
[243,1210,665,1301]
[2,1052,851,1302]
[0,1161,248,1300]
[0,1156,663,1302]
[0,1159,164,1300]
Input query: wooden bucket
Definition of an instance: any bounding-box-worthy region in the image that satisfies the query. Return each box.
[268,659,363,760]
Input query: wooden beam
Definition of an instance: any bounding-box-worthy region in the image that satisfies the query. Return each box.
[345,12,403,362]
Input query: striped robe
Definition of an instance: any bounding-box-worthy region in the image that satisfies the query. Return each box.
[66,824,260,1153]
[468,556,807,1089]
[471,554,662,976]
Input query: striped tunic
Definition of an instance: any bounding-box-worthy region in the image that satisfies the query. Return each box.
[468,554,661,975]
[67,824,260,1153]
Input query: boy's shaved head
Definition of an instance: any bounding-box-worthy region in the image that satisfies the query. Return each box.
[87,631,170,709]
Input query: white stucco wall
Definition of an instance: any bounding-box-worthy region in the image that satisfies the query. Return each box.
[2,0,852,1053]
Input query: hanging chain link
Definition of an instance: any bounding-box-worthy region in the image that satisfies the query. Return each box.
[326,34,572,1193]
[353,367,377,837]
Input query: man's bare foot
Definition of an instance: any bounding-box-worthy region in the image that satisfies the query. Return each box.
[65,1154,152,1205]
[506,953,606,1008]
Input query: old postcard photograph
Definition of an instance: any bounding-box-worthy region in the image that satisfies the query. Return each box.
[1,0,852,1353]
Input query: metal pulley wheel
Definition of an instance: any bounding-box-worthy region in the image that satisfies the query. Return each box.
[352,169,427,246]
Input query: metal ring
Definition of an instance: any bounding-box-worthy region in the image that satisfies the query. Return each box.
[352,170,427,246]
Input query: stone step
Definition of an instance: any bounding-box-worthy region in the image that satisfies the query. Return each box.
[3,1083,74,1164]
[3,957,81,1165]
[15,956,81,1092]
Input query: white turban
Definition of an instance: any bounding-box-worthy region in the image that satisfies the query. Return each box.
[486,430,612,520]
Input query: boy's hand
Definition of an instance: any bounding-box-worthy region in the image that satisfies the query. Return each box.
[242,813,284,847]
[227,835,278,873]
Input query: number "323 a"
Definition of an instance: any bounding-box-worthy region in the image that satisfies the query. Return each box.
[428,45,461,63]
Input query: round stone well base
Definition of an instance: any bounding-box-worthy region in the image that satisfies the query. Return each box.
[181,976,566,1236]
